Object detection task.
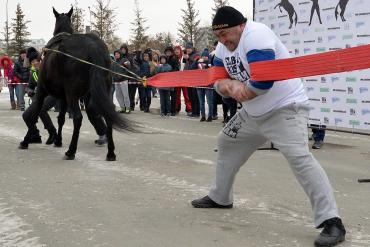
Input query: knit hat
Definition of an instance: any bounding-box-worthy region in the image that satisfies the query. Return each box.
[185,42,194,49]
[212,6,247,31]
[164,46,174,53]
[26,47,39,62]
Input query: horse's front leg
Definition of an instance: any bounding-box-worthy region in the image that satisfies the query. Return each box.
[54,100,67,147]
[64,100,82,160]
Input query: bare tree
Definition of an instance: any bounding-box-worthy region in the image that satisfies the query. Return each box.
[9,4,30,55]
[212,0,230,19]
[90,0,117,44]
[130,0,149,50]
[146,32,174,52]
[71,0,85,33]
[2,21,11,54]
[178,0,200,47]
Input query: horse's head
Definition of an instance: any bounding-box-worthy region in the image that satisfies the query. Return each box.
[52,7,74,36]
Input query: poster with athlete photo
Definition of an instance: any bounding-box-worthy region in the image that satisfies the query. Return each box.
[254,0,370,130]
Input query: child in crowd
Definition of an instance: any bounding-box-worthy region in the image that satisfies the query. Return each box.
[0,56,17,109]
[155,55,173,116]
[197,49,214,122]
[138,51,153,112]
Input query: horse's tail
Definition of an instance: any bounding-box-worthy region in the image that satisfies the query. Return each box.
[89,66,135,132]
[335,3,339,20]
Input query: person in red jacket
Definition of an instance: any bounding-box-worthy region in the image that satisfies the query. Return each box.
[174,45,192,115]
[0,55,17,109]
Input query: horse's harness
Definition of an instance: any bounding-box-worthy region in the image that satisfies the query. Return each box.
[41,32,71,60]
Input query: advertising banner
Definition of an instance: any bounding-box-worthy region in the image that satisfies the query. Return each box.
[254,0,370,129]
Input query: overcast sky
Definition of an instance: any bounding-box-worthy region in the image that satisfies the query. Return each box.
[1,0,254,42]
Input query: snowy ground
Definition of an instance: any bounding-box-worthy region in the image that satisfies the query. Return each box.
[0,89,369,247]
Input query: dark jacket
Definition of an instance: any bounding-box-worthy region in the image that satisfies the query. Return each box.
[13,57,30,82]
[112,50,129,82]
[183,51,200,71]
[167,55,180,72]
[28,65,38,91]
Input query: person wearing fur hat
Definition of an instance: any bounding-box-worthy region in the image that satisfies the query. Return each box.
[0,55,17,109]
[12,49,29,111]
[191,6,346,247]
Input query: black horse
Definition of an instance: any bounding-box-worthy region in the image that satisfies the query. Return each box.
[20,7,133,161]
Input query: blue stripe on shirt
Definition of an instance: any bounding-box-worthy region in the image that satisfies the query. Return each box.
[246,49,276,92]
[246,49,276,63]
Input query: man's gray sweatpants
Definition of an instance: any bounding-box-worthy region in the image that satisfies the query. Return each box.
[209,101,339,227]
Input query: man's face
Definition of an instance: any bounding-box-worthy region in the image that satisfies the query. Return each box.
[186,48,193,55]
[174,48,181,56]
[165,50,172,57]
[20,53,26,60]
[160,57,166,64]
[31,59,40,68]
[114,52,120,59]
[143,53,150,61]
[213,24,245,51]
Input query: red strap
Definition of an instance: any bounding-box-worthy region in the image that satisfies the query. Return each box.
[146,44,370,87]
[147,67,229,87]
[250,44,370,81]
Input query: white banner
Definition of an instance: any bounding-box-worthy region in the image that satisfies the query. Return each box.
[254,0,370,130]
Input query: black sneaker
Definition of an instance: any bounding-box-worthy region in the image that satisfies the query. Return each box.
[200,117,206,122]
[191,195,233,209]
[206,117,213,122]
[314,217,346,247]
[18,141,28,149]
[46,133,56,145]
[312,140,324,149]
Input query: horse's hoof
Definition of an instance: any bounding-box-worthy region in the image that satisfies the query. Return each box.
[63,155,75,160]
[18,141,28,150]
[64,151,75,160]
[106,154,116,161]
